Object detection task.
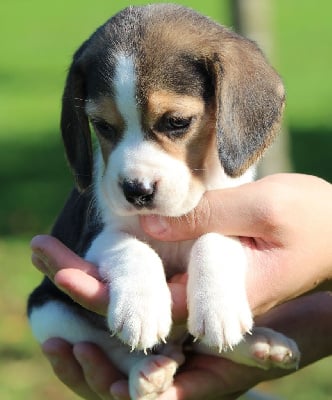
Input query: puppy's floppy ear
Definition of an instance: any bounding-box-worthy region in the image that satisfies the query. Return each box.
[209,33,285,177]
[61,51,93,192]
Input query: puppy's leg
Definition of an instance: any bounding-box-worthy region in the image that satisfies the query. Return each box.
[194,327,300,370]
[86,228,172,352]
[187,233,253,350]
[29,301,110,347]
[28,300,148,374]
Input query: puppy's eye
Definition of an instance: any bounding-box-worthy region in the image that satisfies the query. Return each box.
[156,115,192,138]
[166,116,192,130]
[91,119,116,139]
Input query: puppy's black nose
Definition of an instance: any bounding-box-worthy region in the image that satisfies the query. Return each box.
[121,179,157,208]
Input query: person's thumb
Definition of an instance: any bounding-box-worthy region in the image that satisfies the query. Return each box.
[140,185,258,241]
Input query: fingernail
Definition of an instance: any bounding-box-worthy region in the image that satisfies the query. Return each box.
[43,351,61,368]
[141,215,170,237]
[31,250,55,279]
[31,253,48,273]
[110,392,122,400]
[110,381,129,400]
[49,355,60,367]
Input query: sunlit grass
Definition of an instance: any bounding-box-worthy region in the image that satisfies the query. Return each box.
[0,237,77,400]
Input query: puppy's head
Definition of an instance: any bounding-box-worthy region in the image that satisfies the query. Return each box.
[61,4,285,217]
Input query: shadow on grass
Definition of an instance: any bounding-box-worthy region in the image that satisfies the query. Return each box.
[0,127,331,236]
[0,132,72,236]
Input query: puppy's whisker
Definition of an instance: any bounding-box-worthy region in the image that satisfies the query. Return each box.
[86,193,98,222]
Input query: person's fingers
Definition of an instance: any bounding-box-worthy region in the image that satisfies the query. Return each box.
[142,173,332,244]
[159,369,228,400]
[31,234,109,316]
[54,268,109,316]
[140,191,224,241]
[31,234,100,279]
[159,356,263,400]
[160,292,332,400]
[73,343,126,400]
[165,293,332,400]
[110,380,130,400]
[159,367,232,400]
[42,338,100,400]
[140,179,280,242]
[50,268,187,321]
[168,281,188,323]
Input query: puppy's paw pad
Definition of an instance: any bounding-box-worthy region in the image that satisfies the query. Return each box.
[130,356,177,400]
[248,328,300,369]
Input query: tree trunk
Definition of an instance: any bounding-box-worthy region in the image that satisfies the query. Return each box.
[230,0,293,176]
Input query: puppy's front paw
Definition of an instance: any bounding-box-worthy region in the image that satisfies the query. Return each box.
[129,355,178,400]
[107,275,172,351]
[187,233,252,350]
[188,293,253,351]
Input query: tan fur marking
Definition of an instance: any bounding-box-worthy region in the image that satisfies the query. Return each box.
[147,91,216,183]
[86,97,125,162]
[86,97,124,128]
[148,91,205,120]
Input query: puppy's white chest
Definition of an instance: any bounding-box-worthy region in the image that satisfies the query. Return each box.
[150,239,193,277]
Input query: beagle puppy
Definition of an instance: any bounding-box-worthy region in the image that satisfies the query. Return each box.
[28,4,300,399]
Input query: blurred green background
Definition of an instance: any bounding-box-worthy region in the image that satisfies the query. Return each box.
[0,0,331,399]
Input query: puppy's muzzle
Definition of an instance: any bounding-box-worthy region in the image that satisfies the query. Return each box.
[120,179,157,209]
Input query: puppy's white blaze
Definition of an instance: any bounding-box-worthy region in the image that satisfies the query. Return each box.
[114,54,141,136]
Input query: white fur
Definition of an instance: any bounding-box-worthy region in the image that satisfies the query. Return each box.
[29,302,178,398]
[85,227,173,351]
[30,301,112,352]
[114,54,141,135]
[187,233,253,350]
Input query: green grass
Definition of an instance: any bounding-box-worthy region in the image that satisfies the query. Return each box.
[1,0,331,399]
[275,1,332,129]
[0,237,78,400]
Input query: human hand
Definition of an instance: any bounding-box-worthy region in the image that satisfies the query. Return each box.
[141,173,332,315]
[32,234,332,399]
[31,234,332,399]
[41,339,129,400]
[40,289,332,400]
